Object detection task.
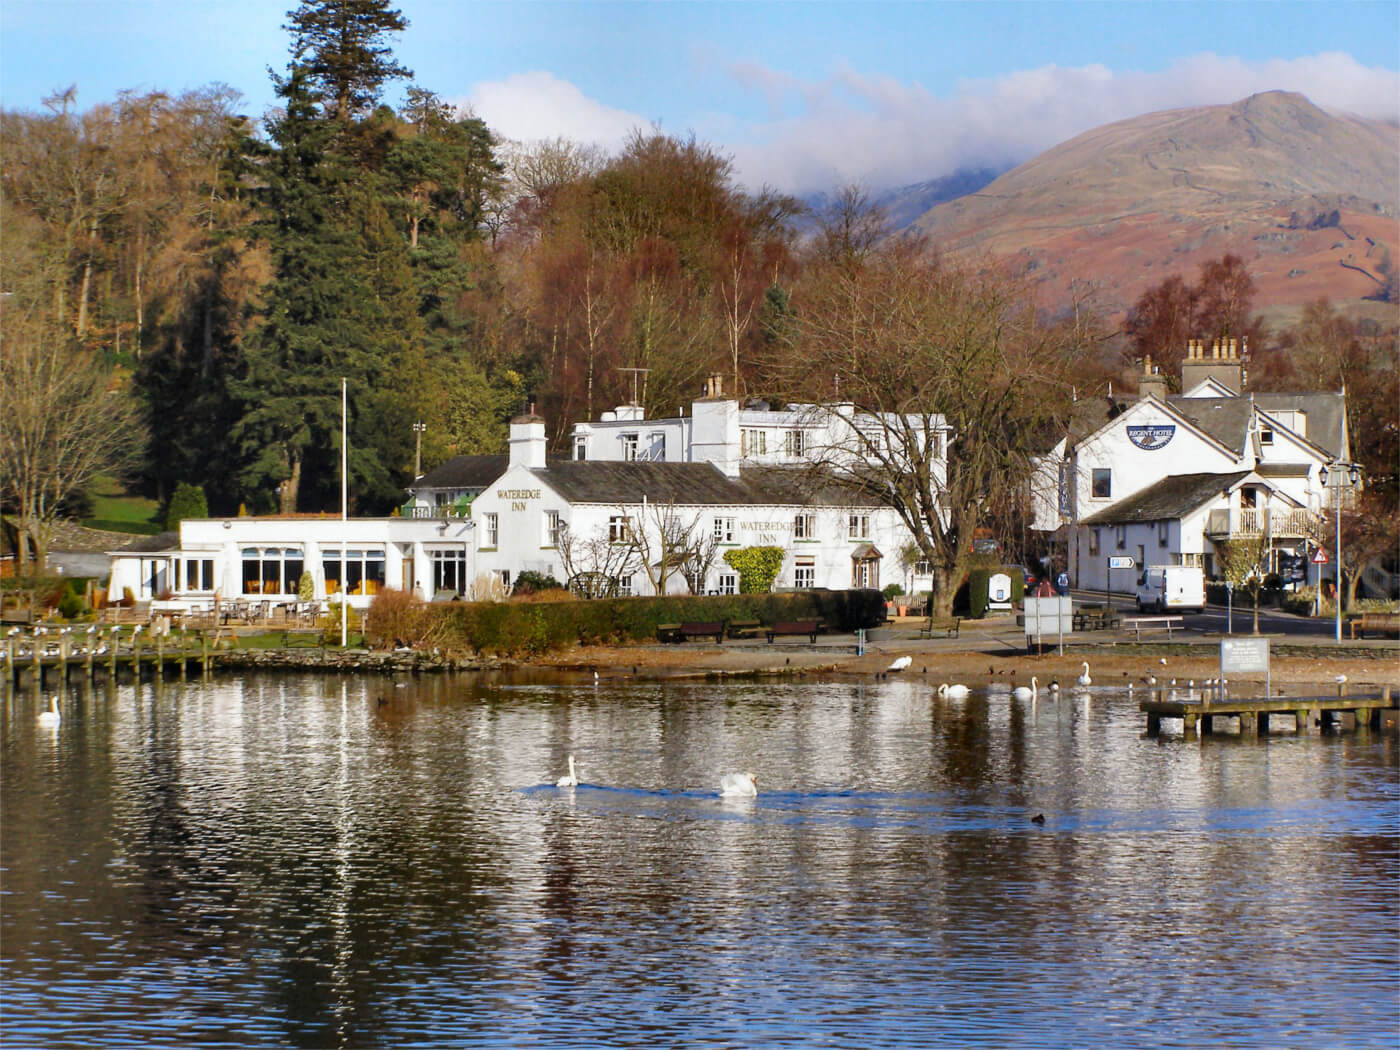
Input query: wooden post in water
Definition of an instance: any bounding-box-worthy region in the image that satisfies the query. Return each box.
[58,630,69,688]
[109,627,119,680]
[132,630,142,682]
[155,627,164,681]
[178,628,187,682]
[31,630,42,692]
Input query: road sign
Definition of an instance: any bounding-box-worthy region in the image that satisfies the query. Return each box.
[1107,556,1135,569]
[1311,548,1329,564]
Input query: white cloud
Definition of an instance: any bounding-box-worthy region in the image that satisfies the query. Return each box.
[728,51,1399,194]
[461,54,1397,197]
[461,71,648,150]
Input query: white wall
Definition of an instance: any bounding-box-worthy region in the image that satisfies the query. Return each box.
[108,516,467,609]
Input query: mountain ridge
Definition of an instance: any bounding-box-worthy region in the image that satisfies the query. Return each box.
[897,91,1398,320]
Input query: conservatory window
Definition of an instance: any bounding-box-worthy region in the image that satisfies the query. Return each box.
[241,547,304,596]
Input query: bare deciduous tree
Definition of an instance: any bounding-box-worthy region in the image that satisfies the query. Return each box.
[0,300,144,572]
[772,237,1079,617]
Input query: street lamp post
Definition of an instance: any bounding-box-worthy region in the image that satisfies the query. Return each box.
[1319,461,1360,643]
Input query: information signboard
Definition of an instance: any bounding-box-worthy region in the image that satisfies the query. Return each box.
[1220,637,1270,700]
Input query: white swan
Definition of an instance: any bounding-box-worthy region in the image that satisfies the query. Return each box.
[887,655,912,672]
[720,772,757,797]
[1077,661,1092,687]
[556,754,578,788]
[1012,676,1037,701]
[38,696,60,728]
[937,683,970,699]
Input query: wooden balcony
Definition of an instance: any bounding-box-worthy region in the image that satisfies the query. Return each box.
[1205,507,1317,539]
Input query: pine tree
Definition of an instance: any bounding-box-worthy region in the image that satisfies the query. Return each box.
[284,0,411,120]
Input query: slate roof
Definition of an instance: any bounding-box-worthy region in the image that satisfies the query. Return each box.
[1080,472,1251,526]
[415,455,509,491]
[1166,392,1346,457]
[527,461,876,508]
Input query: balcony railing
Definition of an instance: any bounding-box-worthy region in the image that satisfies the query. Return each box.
[1206,507,1318,539]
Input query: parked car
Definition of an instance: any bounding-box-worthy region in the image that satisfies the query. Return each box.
[1006,564,1038,591]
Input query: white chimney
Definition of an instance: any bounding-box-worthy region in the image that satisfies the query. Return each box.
[509,411,547,469]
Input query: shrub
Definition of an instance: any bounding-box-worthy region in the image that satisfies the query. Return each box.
[722,546,785,594]
[960,566,1025,618]
[429,588,886,656]
[319,600,363,644]
[513,570,566,596]
[364,588,434,650]
[164,482,208,531]
[56,582,85,619]
[882,583,905,600]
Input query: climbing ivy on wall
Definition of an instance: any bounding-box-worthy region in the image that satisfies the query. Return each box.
[722,546,786,594]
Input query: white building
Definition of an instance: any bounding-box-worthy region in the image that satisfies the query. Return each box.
[1038,339,1351,593]
[113,379,946,612]
[107,514,475,611]
[467,412,920,597]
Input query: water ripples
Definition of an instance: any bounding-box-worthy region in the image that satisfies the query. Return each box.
[2,675,1396,1047]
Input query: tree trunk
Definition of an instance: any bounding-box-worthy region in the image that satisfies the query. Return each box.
[278,453,302,515]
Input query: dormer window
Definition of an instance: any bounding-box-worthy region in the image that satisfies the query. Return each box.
[573,436,588,461]
[621,433,638,461]
[1259,427,1274,446]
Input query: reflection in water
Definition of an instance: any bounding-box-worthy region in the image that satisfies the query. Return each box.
[2,673,1396,1048]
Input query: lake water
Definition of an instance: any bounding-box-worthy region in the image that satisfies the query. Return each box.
[3,672,1397,1048]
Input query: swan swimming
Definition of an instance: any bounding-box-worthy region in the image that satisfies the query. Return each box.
[887,655,912,673]
[720,772,757,797]
[37,696,60,728]
[1077,662,1092,687]
[937,683,970,699]
[556,754,578,788]
[1012,676,1037,701]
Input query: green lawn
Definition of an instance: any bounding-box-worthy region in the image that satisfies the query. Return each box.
[83,475,163,535]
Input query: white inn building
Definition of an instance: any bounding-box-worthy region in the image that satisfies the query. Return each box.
[1035,339,1353,593]
[110,380,948,609]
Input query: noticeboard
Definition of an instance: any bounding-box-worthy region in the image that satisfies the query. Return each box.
[1220,637,1269,673]
[1220,637,1270,699]
[1024,596,1073,637]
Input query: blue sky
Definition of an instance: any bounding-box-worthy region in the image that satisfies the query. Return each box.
[3,1,1396,192]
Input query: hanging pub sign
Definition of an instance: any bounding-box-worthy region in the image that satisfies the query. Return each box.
[1127,424,1176,450]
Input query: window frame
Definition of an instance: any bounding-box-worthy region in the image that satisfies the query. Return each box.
[1091,468,1112,499]
[847,513,870,540]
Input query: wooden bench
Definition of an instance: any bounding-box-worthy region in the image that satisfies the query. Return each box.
[679,621,725,644]
[1348,612,1400,639]
[917,617,960,639]
[1122,615,1184,640]
[727,619,762,639]
[766,620,823,643]
[656,623,684,643]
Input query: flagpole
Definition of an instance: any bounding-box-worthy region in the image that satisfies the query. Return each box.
[341,378,348,648]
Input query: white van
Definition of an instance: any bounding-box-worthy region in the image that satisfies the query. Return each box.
[1135,565,1205,614]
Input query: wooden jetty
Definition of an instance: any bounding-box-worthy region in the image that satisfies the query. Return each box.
[3,626,219,694]
[1142,686,1396,738]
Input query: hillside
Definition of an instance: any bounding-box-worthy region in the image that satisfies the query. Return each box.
[908,92,1399,321]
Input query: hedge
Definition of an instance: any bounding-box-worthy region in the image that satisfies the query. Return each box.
[367,588,887,656]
